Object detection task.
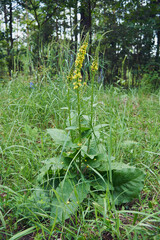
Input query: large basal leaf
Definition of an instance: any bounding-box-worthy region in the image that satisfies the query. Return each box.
[51,178,90,222]
[29,187,51,211]
[37,156,70,181]
[89,173,114,192]
[47,128,73,147]
[87,152,115,171]
[88,160,144,206]
[112,167,145,205]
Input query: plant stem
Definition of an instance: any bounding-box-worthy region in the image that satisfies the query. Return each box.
[87,72,95,153]
[90,72,95,128]
[77,87,82,170]
[67,87,71,126]
[67,86,73,141]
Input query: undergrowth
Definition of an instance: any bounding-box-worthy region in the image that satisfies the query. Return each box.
[0,39,160,240]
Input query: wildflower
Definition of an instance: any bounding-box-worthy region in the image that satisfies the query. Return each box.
[29,82,34,89]
[73,71,82,80]
[67,62,75,81]
[72,40,88,89]
[91,60,98,72]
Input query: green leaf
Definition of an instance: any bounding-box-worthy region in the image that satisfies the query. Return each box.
[65,126,78,130]
[9,227,36,240]
[81,145,97,159]
[88,161,145,206]
[47,128,73,146]
[93,124,109,130]
[90,173,113,191]
[63,150,78,158]
[29,187,50,211]
[0,210,6,228]
[88,152,115,171]
[81,139,101,159]
[66,111,77,127]
[51,178,90,222]
[112,167,145,205]
[37,157,70,181]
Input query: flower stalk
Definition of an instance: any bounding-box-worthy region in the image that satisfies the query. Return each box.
[67,34,89,170]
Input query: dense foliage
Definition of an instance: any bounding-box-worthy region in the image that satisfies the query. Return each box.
[0,1,160,239]
[0,0,160,87]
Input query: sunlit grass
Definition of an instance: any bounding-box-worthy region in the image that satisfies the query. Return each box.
[0,72,160,239]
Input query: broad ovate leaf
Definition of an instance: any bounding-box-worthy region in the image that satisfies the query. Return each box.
[37,157,70,182]
[87,152,115,171]
[51,178,90,222]
[47,128,73,147]
[112,167,145,205]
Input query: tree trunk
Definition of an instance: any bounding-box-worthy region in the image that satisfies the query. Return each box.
[156,30,160,61]
[3,3,10,74]
[9,0,13,76]
[80,0,92,49]
[74,0,78,51]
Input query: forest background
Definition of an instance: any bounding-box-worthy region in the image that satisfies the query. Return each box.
[0,1,160,239]
[0,0,160,88]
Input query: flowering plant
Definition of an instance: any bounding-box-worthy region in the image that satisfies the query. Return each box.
[29,35,145,224]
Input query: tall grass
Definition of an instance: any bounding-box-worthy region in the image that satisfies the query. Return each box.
[0,40,160,240]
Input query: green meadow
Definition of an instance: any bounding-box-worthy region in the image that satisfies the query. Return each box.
[0,52,160,239]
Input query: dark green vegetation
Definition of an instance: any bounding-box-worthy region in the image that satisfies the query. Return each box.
[0,74,160,239]
[0,0,160,239]
[0,0,160,88]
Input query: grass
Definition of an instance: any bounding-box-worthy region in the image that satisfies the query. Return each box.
[0,72,160,239]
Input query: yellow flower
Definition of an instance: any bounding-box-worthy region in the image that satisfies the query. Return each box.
[67,35,89,90]
[91,60,98,72]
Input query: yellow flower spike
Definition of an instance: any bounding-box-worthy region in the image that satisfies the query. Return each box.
[77,143,82,146]
[83,82,87,86]
[67,34,89,85]
[67,62,75,82]
[91,60,98,72]
[74,85,78,89]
